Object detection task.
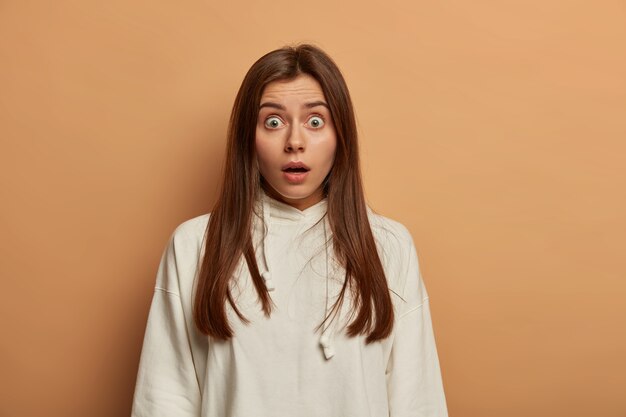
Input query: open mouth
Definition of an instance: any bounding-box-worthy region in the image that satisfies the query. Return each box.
[281,161,310,183]
[283,167,309,173]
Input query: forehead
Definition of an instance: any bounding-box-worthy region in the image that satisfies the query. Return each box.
[260,74,326,102]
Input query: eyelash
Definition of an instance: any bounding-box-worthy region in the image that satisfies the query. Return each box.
[308,115,325,128]
[264,116,283,129]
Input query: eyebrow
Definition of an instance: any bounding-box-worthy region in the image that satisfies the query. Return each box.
[304,101,330,109]
[259,101,330,110]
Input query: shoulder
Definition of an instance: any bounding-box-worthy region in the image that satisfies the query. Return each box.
[164,212,211,268]
[366,206,415,261]
[154,213,211,294]
[365,207,419,303]
[171,212,211,245]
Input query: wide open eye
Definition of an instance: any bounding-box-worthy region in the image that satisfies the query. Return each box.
[308,115,325,129]
[264,116,284,129]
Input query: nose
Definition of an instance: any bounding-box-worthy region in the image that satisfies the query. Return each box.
[285,125,305,152]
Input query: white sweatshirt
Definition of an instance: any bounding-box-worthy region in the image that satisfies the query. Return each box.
[131,188,448,417]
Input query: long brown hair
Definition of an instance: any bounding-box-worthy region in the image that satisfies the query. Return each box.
[193,44,394,344]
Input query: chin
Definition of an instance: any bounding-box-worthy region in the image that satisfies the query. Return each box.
[265,180,319,201]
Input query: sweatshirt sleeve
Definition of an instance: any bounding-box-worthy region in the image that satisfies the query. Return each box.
[386,232,448,417]
[131,230,202,417]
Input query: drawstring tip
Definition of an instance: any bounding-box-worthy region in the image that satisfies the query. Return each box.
[261,271,275,291]
[322,346,335,359]
[319,333,335,359]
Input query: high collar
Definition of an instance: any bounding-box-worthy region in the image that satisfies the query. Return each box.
[259,187,328,224]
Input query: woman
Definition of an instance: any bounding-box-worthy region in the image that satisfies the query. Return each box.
[132,44,448,417]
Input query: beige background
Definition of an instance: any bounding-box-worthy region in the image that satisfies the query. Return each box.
[1,1,625,416]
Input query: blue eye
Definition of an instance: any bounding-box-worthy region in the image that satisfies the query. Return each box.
[308,116,325,128]
[264,116,283,129]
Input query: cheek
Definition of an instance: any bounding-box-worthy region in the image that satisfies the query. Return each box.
[323,133,338,165]
[255,134,279,171]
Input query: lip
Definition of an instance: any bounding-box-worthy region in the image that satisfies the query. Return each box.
[282,161,310,171]
[283,170,309,184]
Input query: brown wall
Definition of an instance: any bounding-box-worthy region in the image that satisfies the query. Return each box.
[1,1,625,416]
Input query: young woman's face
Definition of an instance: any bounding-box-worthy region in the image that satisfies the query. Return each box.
[255,73,337,211]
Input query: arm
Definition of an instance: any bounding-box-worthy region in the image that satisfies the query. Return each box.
[386,234,448,417]
[131,231,202,417]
